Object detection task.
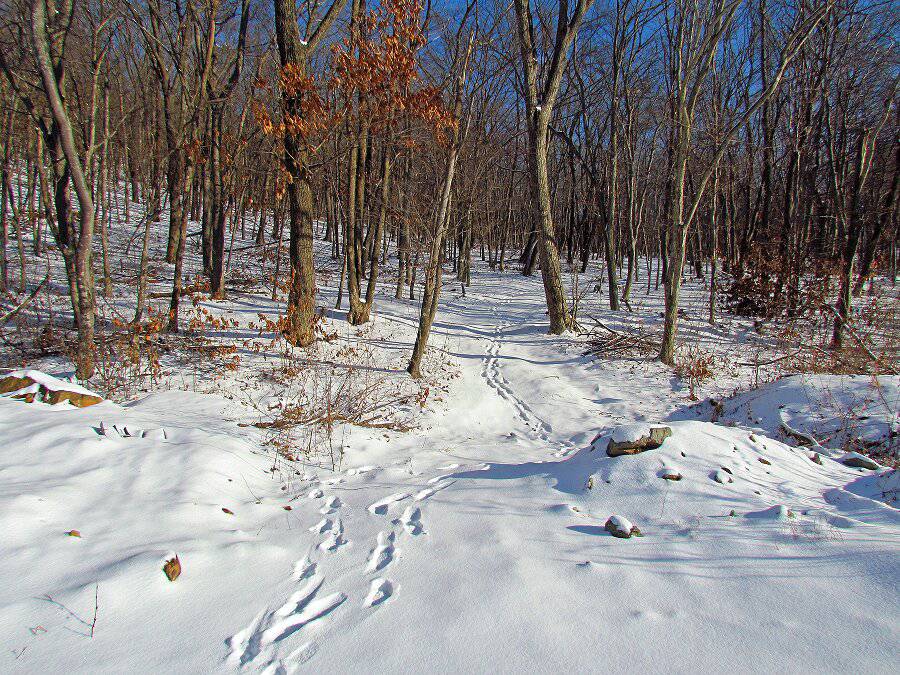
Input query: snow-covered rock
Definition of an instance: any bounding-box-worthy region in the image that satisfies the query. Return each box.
[714,468,734,484]
[841,451,882,470]
[745,505,793,520]
[0,369,103,407]
[601,423,672,456]
[604,515,641,538]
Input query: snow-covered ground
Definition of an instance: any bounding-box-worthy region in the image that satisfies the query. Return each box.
[3,259,899,672]
[675,373,899,457]
[2,190,898,672]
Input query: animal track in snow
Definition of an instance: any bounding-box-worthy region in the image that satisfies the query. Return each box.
[481,325,554,442]
[320,496,341,514]
[318,519,347,552]
[366,531,396,572]
[256,642,316,675]
[552,440,581,458]
[364,578,394,607]
[274,574,325,618]
[226,610,268,667]
[259,590,346,648]
[368,493,408,515]
[401,506,425,535]
[310,518,331,534]
[291,557,317,581]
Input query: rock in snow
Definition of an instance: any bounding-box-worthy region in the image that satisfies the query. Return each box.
[661,464,682,481]
[604,515,642,538]
[0,369,103,407]
[841,452,881,470]
[604,424,672,456]
[713,469,734,484]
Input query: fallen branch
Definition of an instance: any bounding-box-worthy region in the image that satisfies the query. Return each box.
[0,273,50,326]
[780,422,822,449]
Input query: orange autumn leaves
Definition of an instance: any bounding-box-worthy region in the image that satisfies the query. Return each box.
[254,0,454,148]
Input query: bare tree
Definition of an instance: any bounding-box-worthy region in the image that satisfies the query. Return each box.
[512,0,595,334]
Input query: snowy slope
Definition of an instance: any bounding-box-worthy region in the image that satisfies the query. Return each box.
[674,374,899,457]
[3,267,899,673]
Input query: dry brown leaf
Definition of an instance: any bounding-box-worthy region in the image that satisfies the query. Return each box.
[163,556,181,582]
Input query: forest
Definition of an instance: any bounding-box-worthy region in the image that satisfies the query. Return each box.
[0,0,896,379]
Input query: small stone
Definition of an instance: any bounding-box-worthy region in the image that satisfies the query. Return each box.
[661,464,682,481]
[604,515,642,538]
[65,530,81,538]
[714,469,733,484]
[758,458,771,465]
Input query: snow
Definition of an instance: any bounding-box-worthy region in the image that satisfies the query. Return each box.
[1,201,898,671]
[607,422,654,443]
[680,374,899,456]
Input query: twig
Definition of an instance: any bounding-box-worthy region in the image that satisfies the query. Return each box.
[90,583,99,638]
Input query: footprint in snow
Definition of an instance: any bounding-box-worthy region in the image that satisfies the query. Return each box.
[415,476,454,502]
[256,642,316,675]
[364,578,394,607]
[226,609,268,667]
[401,506,425,535]
[274,574,325,618]
[319,496,341,514]
[260,588,346,647]
[309,518,331,534]
[368,493,408,515]
[291,557,317,581]
[318,520,346,552]
[366,531,396,572]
